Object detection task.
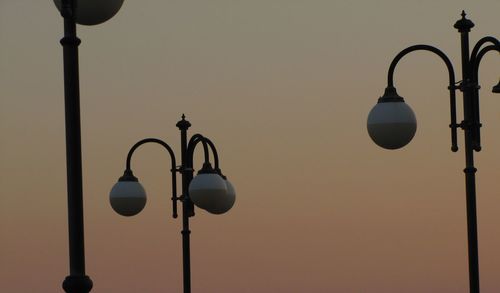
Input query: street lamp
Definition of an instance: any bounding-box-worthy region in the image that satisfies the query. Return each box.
[109,115,236,293]
[367,11,499,293]
[54,0,123,292]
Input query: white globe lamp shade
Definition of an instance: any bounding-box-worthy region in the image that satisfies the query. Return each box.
[188,173,228,213]
[224,179,236,210]
[109,180,147,216]
[367,87,417,149]
[204,179,236,215]
[54,0,124,25]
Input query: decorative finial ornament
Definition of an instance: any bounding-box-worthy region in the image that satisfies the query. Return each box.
[176,113,191,130]
[454,10,475,32]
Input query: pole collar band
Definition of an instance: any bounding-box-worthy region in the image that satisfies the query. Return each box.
[60,36,81,46]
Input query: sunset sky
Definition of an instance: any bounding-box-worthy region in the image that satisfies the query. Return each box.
[1,0,499,292]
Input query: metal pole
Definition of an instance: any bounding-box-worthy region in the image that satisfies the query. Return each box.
[177,115,193,293]
[455,11,480,293]
[60,0,93,292]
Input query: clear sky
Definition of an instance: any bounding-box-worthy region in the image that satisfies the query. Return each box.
[1,0,499,292]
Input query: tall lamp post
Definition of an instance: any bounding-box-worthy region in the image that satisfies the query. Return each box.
[109,115,236,293]
[54,0,124,292]
[367,11,499,293]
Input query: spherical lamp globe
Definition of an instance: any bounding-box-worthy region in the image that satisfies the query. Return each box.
[367,88,417,149]
[54,0,124,25]
[204,179,236,215]
[188,173,228,213]
[109,180,147,216]
[221,179,236,213]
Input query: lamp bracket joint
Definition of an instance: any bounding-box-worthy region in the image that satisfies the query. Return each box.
[458,120,482,130]
[459,80,480,92]
[463,167,477,174]
[180,167,194,173]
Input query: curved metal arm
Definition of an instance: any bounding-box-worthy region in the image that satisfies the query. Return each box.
[469,40,498,152]
[388,45,456,87]
[470,36,499,70]
[472,43,499,82]
[125,138,179,218]
[186,134,216,171]
[202,137,220,172]
[387,44,459,151]
[188,135,220,171]
[187,134,210,164]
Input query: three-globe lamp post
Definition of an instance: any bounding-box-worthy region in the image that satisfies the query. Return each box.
[367,11,499,293]
[54,0,124,292]
[109,115,236,293]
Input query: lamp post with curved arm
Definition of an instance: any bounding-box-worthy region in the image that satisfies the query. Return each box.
[367,11,499,293]
[109,115,236,293]
[54,0,124,292]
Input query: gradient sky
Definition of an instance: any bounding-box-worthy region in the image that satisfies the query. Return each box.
[1,1,499,292]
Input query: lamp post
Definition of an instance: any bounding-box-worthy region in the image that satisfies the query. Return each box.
[367,11,499,293]
[109,115,236,293]
[54,0,124,292]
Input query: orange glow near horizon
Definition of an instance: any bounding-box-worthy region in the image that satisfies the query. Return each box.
[1,1,499,292]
